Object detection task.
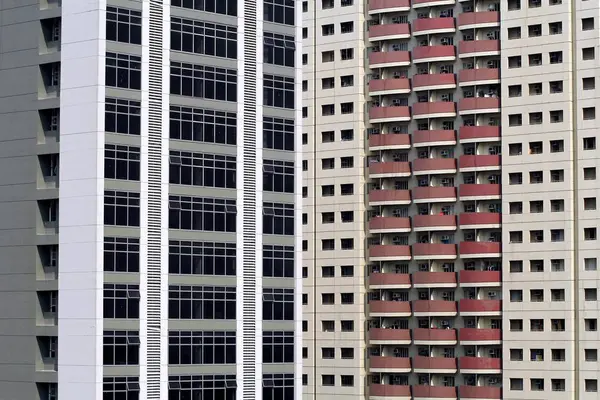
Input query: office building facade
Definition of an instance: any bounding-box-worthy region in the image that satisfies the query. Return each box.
[302,0,600,399]
[0,0,302,399]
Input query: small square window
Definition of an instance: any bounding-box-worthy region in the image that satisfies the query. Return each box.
[510,319,523,331]
[341,129,354,141]
[508,84,522,97]
[584,197,597,210]
[584,167,596,180]
[583,137,596,150]
[509,172,523,185]
[585,348,597,361]
[509,114,523,126]
[551,259,565,272]
[585,258,598,271]
[584,227,597,241]
[508,27,521,39]
[510,289,523,302]
[549,51,563,64]
[551,169,564,182]
[509,202,523,214]
[529,53,542,66]
[529,112,542,125]
[551,229,564,242]
[510,260,523,273]
[508,0,521,10]
[583,47,595,60]
[321,375,335,386]
[583,77,595,90]
[585,288,597,301]
[550,140,564,152]
[582,17,595,31]
[510,349,523,361]
[585,379,598,392]
[510,378,523,391]
[549,22,562,35]
[583,107,596,120]
[550,199,564,212]
[341,375,354,387]
[322,266,334,277]
[528,24,542,37]
[508,56,522,69]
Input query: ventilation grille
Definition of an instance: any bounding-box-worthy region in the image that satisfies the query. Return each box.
[147,1,164,398]
[242,0,258,398]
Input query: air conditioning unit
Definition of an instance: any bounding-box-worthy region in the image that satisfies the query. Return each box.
[419,263,429,271]
[392,236,403,245]
[463,34,474,41]
[442,291,451,300]
[464,205,475,213]
[392,153,404,161]
[464,261,476,269]
[441,235,451,242]
[367,128,380,135]
[392,126,403,133]
[417,67,428,75]
[488,204,499,213]
[463,62,474,69]
[464,233,475,241]
[418,178,429,186]
[393,71,401,78]
[439,10,448,17]
[441,94,450,102]
[440,65,452,74]
[392,99,402,106]
[419,292,428,300]
[488,378,500,385]
[441,320,450,326]
[440,38,450,45]
[392,208,404,217]
[419,39,428,46]
[464,90,474,98]
[466,349,475,356]
[392,17,401,24]
[487,31,499,40]
[442,263,453,272]
[464,176,475,184]
[441,206,452,215]
[391,44,401,51]
[371,265,381,273]
[441,178,452,186]
[465,321,475,329]
[488,291,497,298]
[488,175,500,184]
[417,12,429,19]
[418,150,429,159]
[488,118,499,126]
[440,149,450,157]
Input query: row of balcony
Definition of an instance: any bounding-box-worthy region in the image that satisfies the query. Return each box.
[369,213,501,233]
[369,384,500,400]
[370,42,500,69]
[369,299,501,316]
[368,0,499,16]
[368,185,500,205]
[368,127,499,151]
[369,70,500,96]
[370,355,501,373]
[369,98,500,123]
[369,327,500,345]
[369,156,500,177]
[369,242,501,260]
[369,270,500,288]
[368,12,499,39]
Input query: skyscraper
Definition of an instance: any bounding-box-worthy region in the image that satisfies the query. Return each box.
[0,1,302,399]
[302,0,600,399]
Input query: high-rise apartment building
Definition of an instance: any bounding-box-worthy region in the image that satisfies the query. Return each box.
[302,0,600,399]
[0,1,302,399]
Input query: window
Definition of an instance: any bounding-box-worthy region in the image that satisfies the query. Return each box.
[103,377,140,400]
[341,376,354,387]
[509,143,522,155]
[584,137,596,150]
[340,21,354,33]
[170,106,237,146]
[263,202,294,235]
[168,331,235,365]
[322,24,334,36]
[582,17,595,30]
[263,245,294,278]
[508,85,522,97]
[341,75,354,87]
[552,348,565,361]
[106,98,141,135]
[104,237,139,273]
[510,289,523,302]
[168,375,236,399]
[509,173,523,185]
[341,211,354,222]
[263,331,294,363]
[585,288,597,301]
[530,318,544,331]
[584,167,596,180]
[550,80,563,93]
[263,288,294,320]
[341,0,353,5]
[509,260,523,272]
[551,199,564,212]
[103,330,139,365]
[105,145,140,181]
[322,77,334,89]
[508,27,521,39]
[264,32,295,67]
[341,129,354,141]
[303,1,308,11]
[585,227,597,241]
[584,198,597,210]
[169,151,236,189]
[341,238,354,250]
[530,290,544,302]
[551,259,565,272]
[264,74,294,109]
[552,379,565,392]
[302,28,307,39]
[169,196,236,232]
[264,0,294,25]
[583,77,595,90]
[302,132,308,143]
[341,156,354,168]
[550,110,564,123]
[549,21,562,34]
[341,184,354,195]
[322,104,335,116]
[168,285,236,319]
[302,187,308,198]
[585,348,598,361]
[104,191,140,227]
[550,140,564,152]
[529,53,542,66]
[510,378,523,391]
[531,378,544,391]
[322,375,335,386]
[322,212,334,223]
[551,169,564,182]
[302,54,307,65]
[169,241,235,276]
[322,131,334,143]
[586,318,597,331]
[341,102,353,114]
[341,320,354,331]
[510,319,523,331]
[510,349,523,361]
[171,18,237,59]
[529,0,541,7]
[171,62,237,102]
[263,116,294,151]
[263,374,294,400]
[530,171,543,184]
[341,293,354,304]
[322,266,334,277]
[586,380,598,392]
[529,112,542,125]
[549,51,563,64]
[106,7,142,44]
[583,107,596,120]
[341,48,354,60]
[171,0,237,16]
[322,50,334,62]
[322,347,334,359]
[106,53,141,89]
[585,258,597,271]
[529,141,543,154]
[263,160,294,193]
[530,349,544,361]
[508,0,521,10]
[530,259,544,272]
[322,239,334,250]
[322,185,334,196]
[528,24,541,37]
[530,200,543,213]
[551,289,565,301]
[529,83,542,96]
[508,56,522,68]
[551,229,564,242]
[103,284,140,319]
[341,348,354,359]
[322,158,335,169]
[509,231,523,243]
[509,114,522,126]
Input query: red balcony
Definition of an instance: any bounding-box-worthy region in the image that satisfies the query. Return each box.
[412,130,456,147]
[459,328,501,344]
[369,23,411,41]
[412,73,456,91]
[369,384,411,398]
[412,45,455,63]
[369,78,411,96]
[458,40,500,57]
[459,126,500,143]
[412,271,457,288]
[412,0,457,8]
[459,155,500,171]
[413,300,457,316]
[459,242,501,258]
[369,273,412,289]
[459,213,501,229]
[413,356,457,373]
[459,386,501,400]
[369,133,411,150]
[412,102,456,119]
[459,184,500,200]
[369,245,411,261]
[369,161,411,178]
[369,216,411,233]
[412,17,455,35]
[369,106,411,123]
[458,97,500,114]
[369,328,411,345]
[458,68,500,86]
[459,357,501,373]
[412,186,457,203]
[370,300,411,317]
[412,243,457,260]
[369,189,411,206]
[369,51,411,68]
[368,0,411,14]
[412,158,457,175]
[413,385,457,399]
[412,215,456,231]
[459,299,501,315]
[413,328,457,344]
[370,356,411,373]
[457,11,500,29]
[459,270,501,287]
